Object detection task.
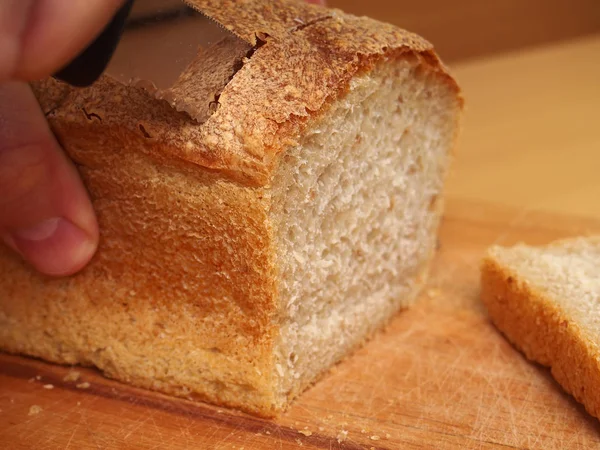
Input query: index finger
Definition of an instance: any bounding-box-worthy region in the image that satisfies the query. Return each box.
[0,0,125,82]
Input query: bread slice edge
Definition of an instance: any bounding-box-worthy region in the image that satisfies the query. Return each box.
[481,244,600,420]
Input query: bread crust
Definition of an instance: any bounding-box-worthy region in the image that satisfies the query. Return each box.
[0,128,280,415]
[481,251,600,420]
[32,0,461,187]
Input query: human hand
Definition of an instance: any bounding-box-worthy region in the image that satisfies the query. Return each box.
[0,1,126,276]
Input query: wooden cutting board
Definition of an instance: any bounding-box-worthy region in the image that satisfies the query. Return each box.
[1,199,599,449]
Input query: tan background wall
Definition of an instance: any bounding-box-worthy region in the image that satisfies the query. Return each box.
[328,0,600,61]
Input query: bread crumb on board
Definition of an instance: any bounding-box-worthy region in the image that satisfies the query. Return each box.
[42,384,54,390]
[370,435,381,441]
[28,405,43,416]
[336,429,348,443]
[427,288,441,298]
[76,382,90,389]
[298,429,312,437]
[63,371,81,382]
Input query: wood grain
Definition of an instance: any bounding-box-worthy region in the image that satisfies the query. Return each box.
[330,0,600,62]
[447,34,600,220]
[1,199,600,449]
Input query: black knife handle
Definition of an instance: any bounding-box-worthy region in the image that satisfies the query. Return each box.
[53,0,134,87]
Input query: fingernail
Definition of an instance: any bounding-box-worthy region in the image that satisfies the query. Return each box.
[6,217,97,276]
[12,217,60,241]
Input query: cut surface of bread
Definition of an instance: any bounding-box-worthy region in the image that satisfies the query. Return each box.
[271,58,457,404]
[0,0,462,416]
[481,237,600,420]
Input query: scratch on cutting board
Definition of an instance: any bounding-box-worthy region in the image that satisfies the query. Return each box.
[201,415,228,443]
[122,410,157,441]
[472,379,511,442]
[271,425,286,450]
[433,344,468,394]
[148,409,168,446]
[498,375,520,445]
[71,398,103,448]
[170,415,201,444]
[149,412,207,450]
[151,417,197,450]
[208,423,243,450]
[18,392,79,446]
[64,411,84,450]
[239,427,279,450]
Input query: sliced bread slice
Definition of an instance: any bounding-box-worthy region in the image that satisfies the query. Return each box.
[481,237,600,420]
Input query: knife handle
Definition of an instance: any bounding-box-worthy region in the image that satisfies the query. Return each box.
[53,0,135,87]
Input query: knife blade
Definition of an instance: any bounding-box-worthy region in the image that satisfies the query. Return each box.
[54,0,252,122]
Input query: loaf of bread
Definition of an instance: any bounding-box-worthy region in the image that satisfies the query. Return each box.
[481,237,600,420]
[0,0,462,416]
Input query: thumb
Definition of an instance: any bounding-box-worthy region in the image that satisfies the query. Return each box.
[0,82,99,276]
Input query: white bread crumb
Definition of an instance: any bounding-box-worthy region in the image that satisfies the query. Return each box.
[336,429,348,443]
[28,405,42,416]
[63,371,81,382]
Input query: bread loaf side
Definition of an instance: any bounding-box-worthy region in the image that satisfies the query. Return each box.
[0,0,462,416]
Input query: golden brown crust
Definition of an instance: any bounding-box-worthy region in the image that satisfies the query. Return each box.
[188,0,333,44]
[480,255,600,420]
[33,0,461,187]
[141,34,253,124]
[0,127,280,416]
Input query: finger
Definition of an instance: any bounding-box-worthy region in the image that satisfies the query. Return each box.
[0,0,125,82]
[0,82,99,276]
